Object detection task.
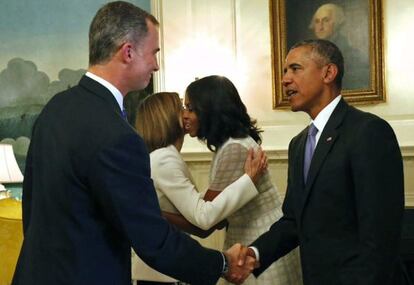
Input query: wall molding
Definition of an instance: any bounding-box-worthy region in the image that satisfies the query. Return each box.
[182,119,414,161]
[406,194,414,208]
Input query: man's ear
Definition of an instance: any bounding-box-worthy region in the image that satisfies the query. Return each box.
[323,63,338,84]
[119,43,133,62]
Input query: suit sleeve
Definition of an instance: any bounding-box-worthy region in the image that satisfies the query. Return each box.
[251,139,300,276]
[88,133,223,285]
[340,117,404,285]
[21,139,34,234]
[153,148,257,230]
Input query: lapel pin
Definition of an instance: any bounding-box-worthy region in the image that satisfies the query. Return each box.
[326,137,332,142]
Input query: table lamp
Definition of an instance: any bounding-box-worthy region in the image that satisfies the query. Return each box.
[0,144,24,199]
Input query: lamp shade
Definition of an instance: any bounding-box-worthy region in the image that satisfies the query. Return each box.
[0,144,23,184]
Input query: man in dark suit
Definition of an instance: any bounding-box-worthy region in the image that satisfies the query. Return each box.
[12,2,255,284]
[242,39,405,284]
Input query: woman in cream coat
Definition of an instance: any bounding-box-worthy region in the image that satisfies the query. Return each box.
[132,92,267,284]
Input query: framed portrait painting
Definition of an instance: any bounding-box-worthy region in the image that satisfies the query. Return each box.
[270,0,385,108]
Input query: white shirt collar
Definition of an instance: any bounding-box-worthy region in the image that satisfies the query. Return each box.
[310,95,342,144]
[85,71,124,111]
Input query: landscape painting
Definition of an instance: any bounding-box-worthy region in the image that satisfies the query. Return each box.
[0,0,151,171]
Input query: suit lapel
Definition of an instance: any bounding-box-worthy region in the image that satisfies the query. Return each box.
[298,98,349,216]
[296,128,308,189]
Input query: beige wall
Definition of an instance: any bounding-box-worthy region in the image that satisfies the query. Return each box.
[152,0,414,248]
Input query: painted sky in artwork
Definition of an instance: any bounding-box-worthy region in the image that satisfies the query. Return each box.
[0,0,151,81]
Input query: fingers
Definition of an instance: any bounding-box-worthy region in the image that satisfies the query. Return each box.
[237,244,249,266]
[245,256,256,271]
[262,153,268,171]
[226,243,241,264]
[245,148,254,168]
[247,147,254,160]
[257,147,268,172]
[224,244,257,284]
[244,147,269,184]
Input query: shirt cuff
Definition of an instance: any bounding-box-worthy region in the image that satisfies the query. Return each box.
[220,252,229,276]
[248,246,260,262]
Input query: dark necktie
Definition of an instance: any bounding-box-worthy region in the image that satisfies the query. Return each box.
[304,123,318,183]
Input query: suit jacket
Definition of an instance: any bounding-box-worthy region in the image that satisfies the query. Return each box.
[12,76,223,285]
[251,99,405,285]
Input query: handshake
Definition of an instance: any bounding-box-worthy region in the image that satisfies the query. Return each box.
[222,243,259,284]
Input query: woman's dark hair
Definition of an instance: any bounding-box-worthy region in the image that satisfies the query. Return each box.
[185,75,262,152]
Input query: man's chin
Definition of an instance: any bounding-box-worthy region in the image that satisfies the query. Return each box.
[316,34,330,40]
[135,77,152,91]
[289,102,301,112]
[139,81,150,90]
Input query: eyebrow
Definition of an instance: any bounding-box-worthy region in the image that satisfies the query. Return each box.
[283,63,301,72]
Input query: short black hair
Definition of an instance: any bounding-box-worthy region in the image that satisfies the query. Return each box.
[291,39,344,90]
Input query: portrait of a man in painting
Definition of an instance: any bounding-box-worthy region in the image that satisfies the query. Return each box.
[286,0,370,90]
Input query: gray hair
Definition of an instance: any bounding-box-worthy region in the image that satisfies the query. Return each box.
[309,3,345,30]
[291,39,344,90]
[89,1,159,65]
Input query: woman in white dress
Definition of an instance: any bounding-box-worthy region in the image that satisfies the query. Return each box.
[183,76,303,285]
[132,92,267,284]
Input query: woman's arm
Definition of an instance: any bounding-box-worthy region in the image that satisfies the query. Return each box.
[203,190,221,202]
[162,211,227,238]
[204,146,267,202]
[153,146,264,230]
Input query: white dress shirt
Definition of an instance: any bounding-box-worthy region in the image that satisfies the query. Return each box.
[85,71,124,111]
[311,95,342,145]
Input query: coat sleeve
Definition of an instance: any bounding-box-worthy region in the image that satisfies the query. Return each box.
[21,140,34,234]
[88,133,223,285]
[152,148,258,230]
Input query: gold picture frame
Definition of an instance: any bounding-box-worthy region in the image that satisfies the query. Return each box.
[270,0,385,109]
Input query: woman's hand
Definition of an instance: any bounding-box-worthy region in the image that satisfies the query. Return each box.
[244,147,268,184]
